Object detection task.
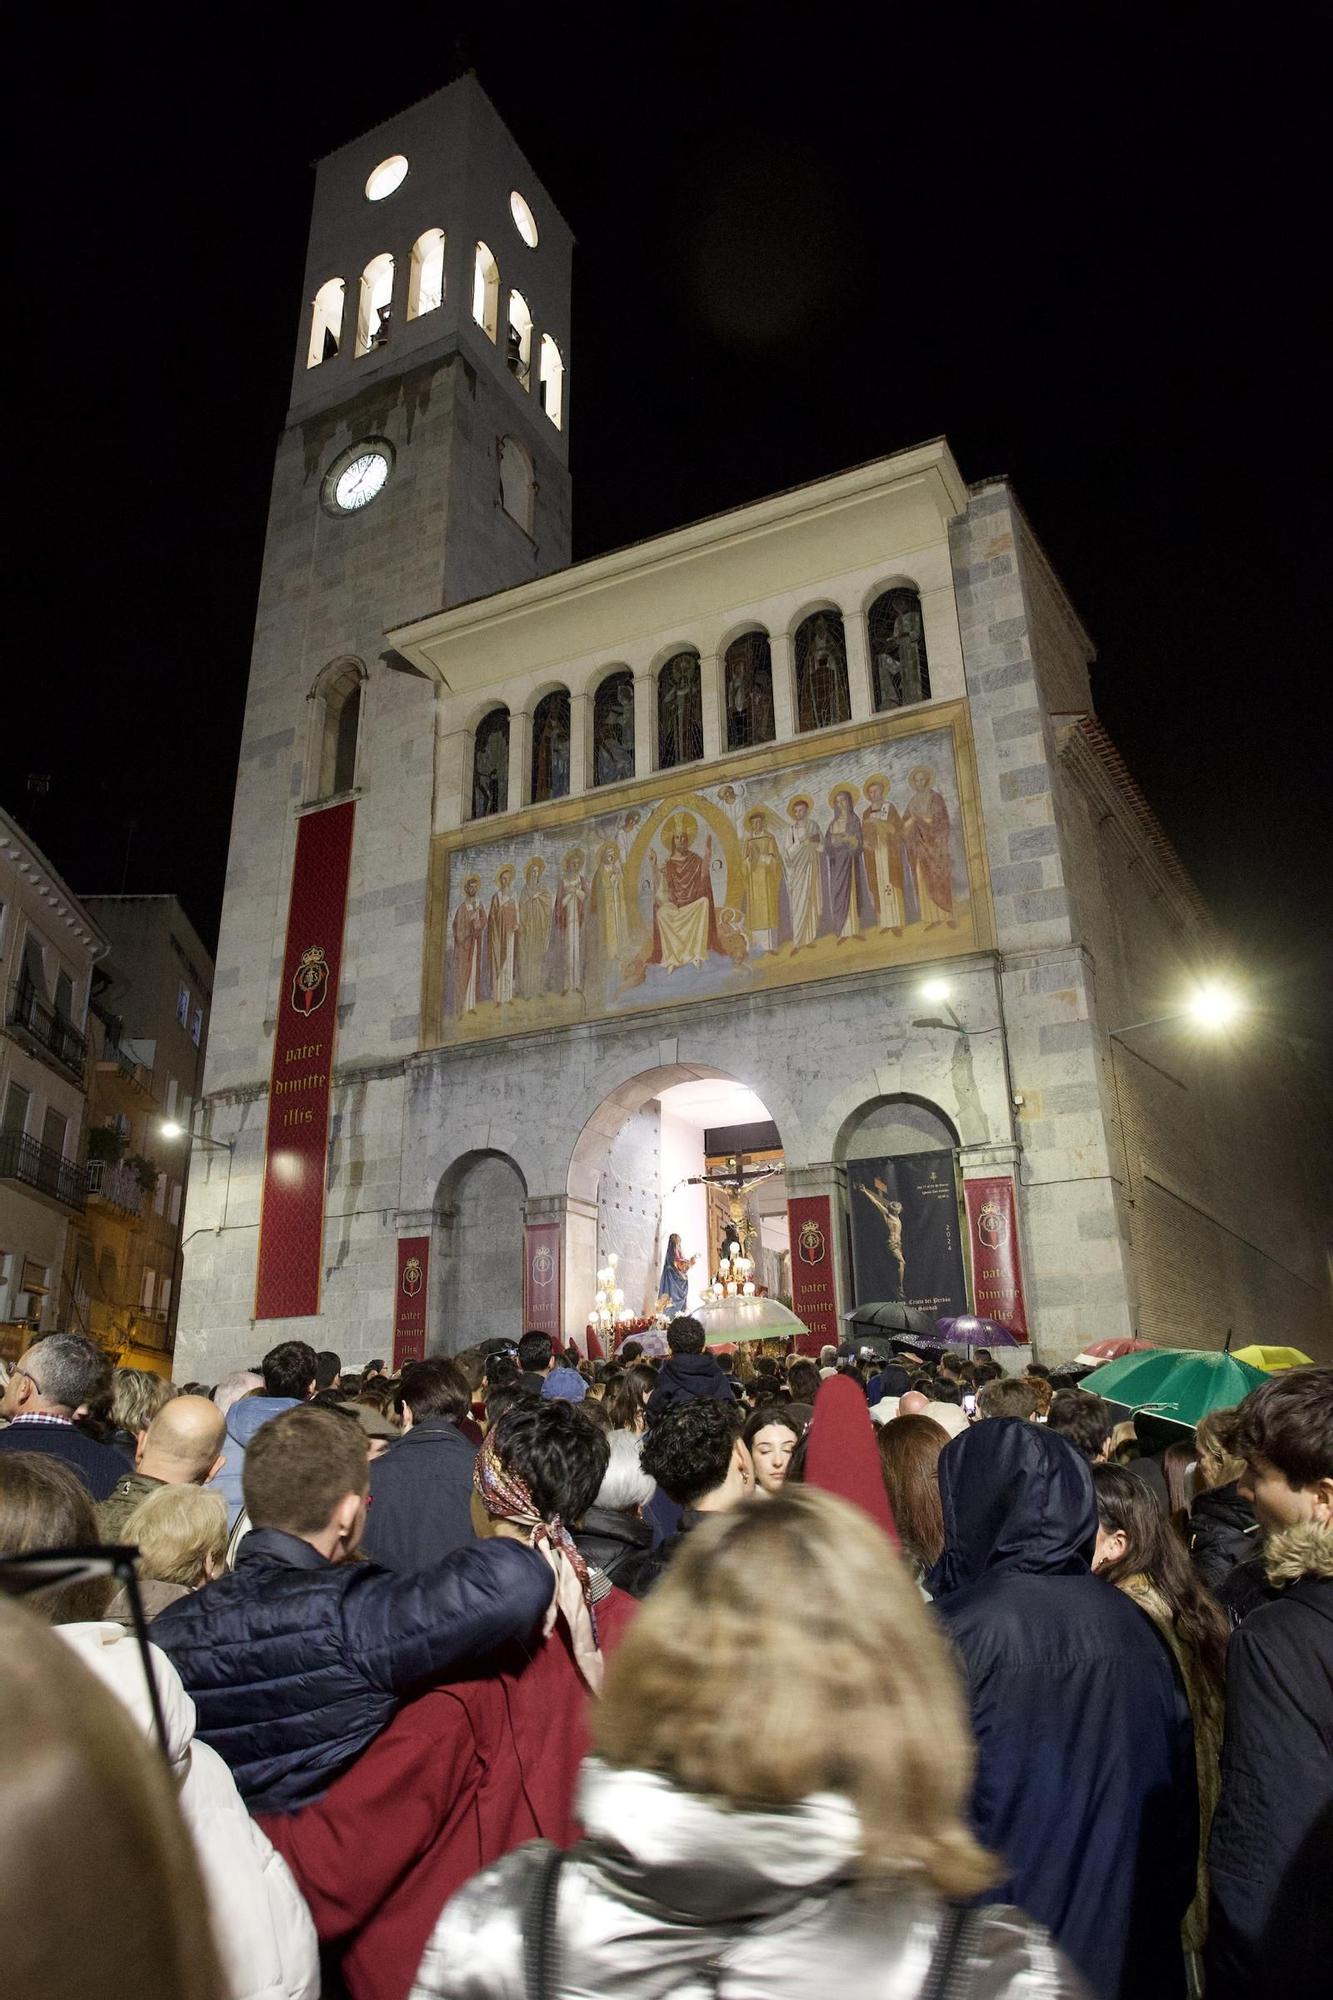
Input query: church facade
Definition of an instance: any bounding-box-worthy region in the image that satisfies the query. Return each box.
[175,79,1331,1380]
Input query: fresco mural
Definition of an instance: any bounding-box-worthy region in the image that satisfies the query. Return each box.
[425,705,990,1047]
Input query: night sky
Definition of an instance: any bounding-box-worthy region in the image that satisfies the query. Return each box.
[10,3,1329,1032]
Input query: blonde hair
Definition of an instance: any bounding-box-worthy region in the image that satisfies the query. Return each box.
[593,1486,998,1897]
[122,1486,228,1588]
[0,1598,225,2000]
[111,1367,175,1437]
[1194,1407,1245,1492]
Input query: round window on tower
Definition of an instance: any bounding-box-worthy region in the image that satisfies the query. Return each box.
[509,190,539,248]
[365,155,409,201]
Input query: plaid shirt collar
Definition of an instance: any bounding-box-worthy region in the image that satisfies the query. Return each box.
[9,1411,75,1428]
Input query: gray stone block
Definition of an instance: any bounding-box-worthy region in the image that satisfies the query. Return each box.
[1039,1020,1093,1055]
[992,707,1044,742]
[973,661,1034,694]
[999,765,1052,800]
[1009,826,1059,860]
[991,861,1046,895]
[1014,889,1070,925]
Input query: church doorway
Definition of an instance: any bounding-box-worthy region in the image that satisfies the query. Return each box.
[566,1068,789,1338]
[835,1095,969,1322]
[434,1148,526,1351]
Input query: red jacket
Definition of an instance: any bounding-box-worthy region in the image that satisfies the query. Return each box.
[261,1585,638,2000]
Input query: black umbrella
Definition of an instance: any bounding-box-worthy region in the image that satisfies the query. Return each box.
[843,1301,939,1337]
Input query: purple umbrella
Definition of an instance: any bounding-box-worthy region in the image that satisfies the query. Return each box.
[934,1314,1025,1349]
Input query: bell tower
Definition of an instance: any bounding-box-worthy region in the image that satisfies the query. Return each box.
[176,81,574,1376]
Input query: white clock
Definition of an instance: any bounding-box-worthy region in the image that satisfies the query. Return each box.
[323,441,393,516]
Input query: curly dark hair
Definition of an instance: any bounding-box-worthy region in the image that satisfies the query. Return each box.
[640,1398,743,1506]
[1046,1389,1114,1463]
[1234,1365,1333,1489]
[488,1399,610,1524]
[666,1316,706,1356]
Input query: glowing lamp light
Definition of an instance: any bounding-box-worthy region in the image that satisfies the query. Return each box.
[1187,982,1243,1029]
[920,978,951,1003]
[160,1120,184,1139]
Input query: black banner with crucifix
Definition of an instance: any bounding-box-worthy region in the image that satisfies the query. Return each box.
[847,1151,967,1320]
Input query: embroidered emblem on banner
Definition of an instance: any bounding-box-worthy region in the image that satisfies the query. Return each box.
[976,1199,1005,1250]
[531,1246,556,1286]
[292,945,330,1016]
[401,1255,423,1298]
[798,1217,826,1265]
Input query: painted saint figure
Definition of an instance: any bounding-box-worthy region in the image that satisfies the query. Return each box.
[452,874,487,1016]
[861,774,906,934]
[825,785,873,941]
[857,1179,907,1299]
[783,794,824,950]
[741,808,783,954]
[589,841,633,998]
[649,812,719,971]
[554,848,589,994]
[903,765,956,929]
[518,856,552,999]
[487,864,519,1005]
[658,1231,696,1318]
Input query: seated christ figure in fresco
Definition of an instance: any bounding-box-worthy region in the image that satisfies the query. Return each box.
[649,813,721,972]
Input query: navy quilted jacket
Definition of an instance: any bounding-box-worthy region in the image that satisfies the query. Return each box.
[149,1526,553,1813]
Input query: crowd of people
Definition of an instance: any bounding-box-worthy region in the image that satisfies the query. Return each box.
[0,1314,1328,2000]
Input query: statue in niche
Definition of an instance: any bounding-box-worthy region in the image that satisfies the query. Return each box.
[471,710,508,819]
[868,589,930,711]
[724,632,775,751]
[795,612,850,732]
[531,691,570,802]
[658,654,703,769]
[593,672,635,786]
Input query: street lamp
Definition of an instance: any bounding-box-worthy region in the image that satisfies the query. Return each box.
[159,1117,234,1234]
[913,976,966,1035]
[1112,980,1246,1044]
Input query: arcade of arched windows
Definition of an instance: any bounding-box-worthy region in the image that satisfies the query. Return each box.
[304,228,567,433]
[463,586,936,823]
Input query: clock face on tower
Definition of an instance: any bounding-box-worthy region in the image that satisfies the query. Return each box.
[323,442,393,516]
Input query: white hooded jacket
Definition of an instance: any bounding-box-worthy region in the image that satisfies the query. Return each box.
[57,1620,319,2000]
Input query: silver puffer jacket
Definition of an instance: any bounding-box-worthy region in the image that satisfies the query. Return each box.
[411,1760,1089,2000]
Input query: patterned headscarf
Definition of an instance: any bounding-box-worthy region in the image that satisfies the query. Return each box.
[473,1436,604,1694]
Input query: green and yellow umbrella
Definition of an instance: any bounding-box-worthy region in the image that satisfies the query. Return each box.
[1231,1345,1313,1374]
[1077,1348,1268,1429]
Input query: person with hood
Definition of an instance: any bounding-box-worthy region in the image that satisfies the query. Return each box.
[929,1419,1196,2000]
[150,1406,554,1814]
[259,1400,637,2000]
[214,1341,317,1528]
[412,1488,1084,2000]
[1187,1405,1261,1595]
[644,1315,734,1421]
[0,1451,319,2000]
[1206,1365,1333,2000]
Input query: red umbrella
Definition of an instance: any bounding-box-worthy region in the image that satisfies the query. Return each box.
[1074,1337,1154,1365]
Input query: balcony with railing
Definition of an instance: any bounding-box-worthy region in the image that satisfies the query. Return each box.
[95,1040,158,1112]
[0,1131,87,1211]
[84,1157,147,1219]
[6,982,87,1083]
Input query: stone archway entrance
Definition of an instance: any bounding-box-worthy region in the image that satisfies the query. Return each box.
[835,1094,969,1321]
[434,1148,527,1351]
[565,1065,788,1344]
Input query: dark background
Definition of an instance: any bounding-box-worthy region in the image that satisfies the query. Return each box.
[9,3,1329,1029]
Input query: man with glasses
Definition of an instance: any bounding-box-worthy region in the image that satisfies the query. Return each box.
[0,1332,125,1498]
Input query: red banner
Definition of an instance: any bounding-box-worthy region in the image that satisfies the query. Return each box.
[523,1221,562,1337]
[787,1195,841,1355]
[254,801,356,1318]
[964,1175,1030,1340]
[393,1235,430,1370]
